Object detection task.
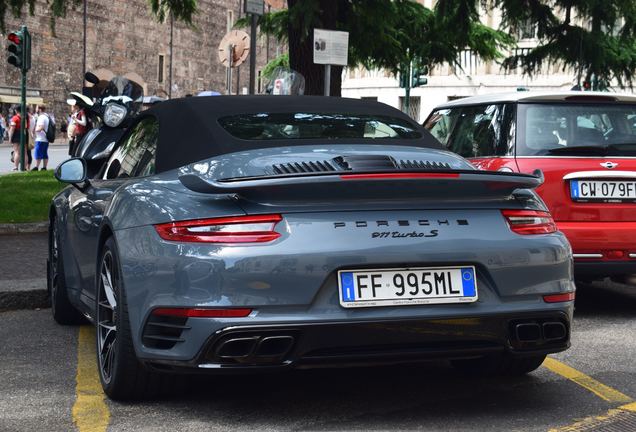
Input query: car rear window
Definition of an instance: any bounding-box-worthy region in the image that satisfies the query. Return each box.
[424,104,510,157]
[519,103,636,156]
[218,113,422,140]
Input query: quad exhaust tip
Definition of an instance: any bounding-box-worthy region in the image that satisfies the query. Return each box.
[513,321,567,343]
[214,334,295,363]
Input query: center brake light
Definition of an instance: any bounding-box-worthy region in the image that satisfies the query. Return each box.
[501,210,557,235]
[155,214,282,243]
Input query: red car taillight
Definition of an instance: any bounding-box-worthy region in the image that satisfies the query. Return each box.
[501,210,557,235]
[154,214,282,243]
[543,292,575,303]
[152,307,252,318]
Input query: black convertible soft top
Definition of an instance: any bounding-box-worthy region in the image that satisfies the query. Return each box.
[140,95,442,173]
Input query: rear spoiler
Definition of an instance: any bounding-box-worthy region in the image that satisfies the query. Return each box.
[179,170,543,202]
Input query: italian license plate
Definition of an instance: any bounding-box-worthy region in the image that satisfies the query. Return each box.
[338,266,478,308]
[570,180,636,202]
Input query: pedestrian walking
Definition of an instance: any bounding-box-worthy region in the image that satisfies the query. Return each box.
[69,102,88,155]
[0,113,6,142]
[7,106,31,171]
[33,105,52,171]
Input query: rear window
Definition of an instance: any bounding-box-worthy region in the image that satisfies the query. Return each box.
[519,103,636,156]
[218,113,422,140]
[424,104,510,157]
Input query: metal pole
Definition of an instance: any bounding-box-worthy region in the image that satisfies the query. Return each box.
[82,0,87,77]
[169,12,174,98]
[265,5,270,64]
[249,13,257,94]
[324,64,331,96]
[19,26,28,171]
[404,86,410,117]
[227,44,234,95]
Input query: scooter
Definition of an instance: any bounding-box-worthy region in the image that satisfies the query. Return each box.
[69,72,144,178]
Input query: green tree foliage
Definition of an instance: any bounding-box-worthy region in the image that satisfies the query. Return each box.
[147,0,197,26]
[239,0,512,95]
[496,0,636,89]
[0,0,196,32]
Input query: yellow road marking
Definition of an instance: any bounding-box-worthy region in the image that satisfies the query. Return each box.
[543,357,633,404]
[72,325,110,432]
[548,401,636,432]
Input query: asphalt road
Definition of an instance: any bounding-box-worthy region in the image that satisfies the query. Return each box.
[1,281,635,431]
[0,142,69,174]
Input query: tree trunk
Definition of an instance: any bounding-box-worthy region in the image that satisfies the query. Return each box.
[287,0,343,96]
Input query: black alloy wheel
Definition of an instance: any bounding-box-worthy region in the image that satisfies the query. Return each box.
[97,248,118,386]
[96,237,168,400]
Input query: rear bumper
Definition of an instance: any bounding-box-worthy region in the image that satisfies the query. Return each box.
[557,221,636,276]
[142,311,572,373]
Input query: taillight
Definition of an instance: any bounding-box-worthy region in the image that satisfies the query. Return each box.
[152,307,253,318]
[543,292,575,303]
[501,210,557,235]
[155,214,282,243]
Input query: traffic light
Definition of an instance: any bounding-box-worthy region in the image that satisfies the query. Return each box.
[399,70,409,88]
[6,29,31,71]
[411,65,428,88]
[7,31,23,69]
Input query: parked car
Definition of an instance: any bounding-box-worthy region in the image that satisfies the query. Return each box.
[425,92,636,282]
[49,95,574,401]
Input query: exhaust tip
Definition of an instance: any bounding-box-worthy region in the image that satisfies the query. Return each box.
[542,322,567,341]
[215,336,259,359]
[255,335,295,358]
[515,323,542,342]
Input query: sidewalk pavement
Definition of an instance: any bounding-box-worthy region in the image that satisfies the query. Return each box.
[0,137,61,308]
[0,232,49,311]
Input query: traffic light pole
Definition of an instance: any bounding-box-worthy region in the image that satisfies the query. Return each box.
[19,26,30,171]
[19,62,27,171]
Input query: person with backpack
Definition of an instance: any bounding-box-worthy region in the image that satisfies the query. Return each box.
[33,104,55,171]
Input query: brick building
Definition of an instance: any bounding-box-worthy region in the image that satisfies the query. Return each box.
[1,0,282,122]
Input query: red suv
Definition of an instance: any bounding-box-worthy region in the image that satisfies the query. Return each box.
[424,92,636,282]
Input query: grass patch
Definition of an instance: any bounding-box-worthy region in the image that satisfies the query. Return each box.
[0,170,66,223]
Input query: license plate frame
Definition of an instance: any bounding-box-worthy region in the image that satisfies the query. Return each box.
[570,179,636,203]
[337,266,478,308]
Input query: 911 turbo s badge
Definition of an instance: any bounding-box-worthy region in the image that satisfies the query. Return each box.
[334,219,469,239]
[600,162,618,169]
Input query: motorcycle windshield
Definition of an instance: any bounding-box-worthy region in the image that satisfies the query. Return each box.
[102,76,144,115]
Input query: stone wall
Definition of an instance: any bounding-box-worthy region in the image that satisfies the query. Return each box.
[1,0,283,123]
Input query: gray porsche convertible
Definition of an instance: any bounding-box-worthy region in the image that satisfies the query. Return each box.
[49,96,575,400]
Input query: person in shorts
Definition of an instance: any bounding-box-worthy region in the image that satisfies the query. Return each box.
[8,106,30,171]
[33,105,51,171]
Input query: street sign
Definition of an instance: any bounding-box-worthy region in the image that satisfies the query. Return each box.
[245,0,264,15]
[313,29,349,66]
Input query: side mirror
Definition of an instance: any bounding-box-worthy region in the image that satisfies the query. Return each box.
[55,158,88,185]
[84,71,100,85]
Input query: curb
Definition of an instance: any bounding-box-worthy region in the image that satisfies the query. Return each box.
[0,279,49,311]
[0,221,49,235]
[0,288,49,311]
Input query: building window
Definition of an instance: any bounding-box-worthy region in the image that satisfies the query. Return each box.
[514,19,537,40]
[158,54,165,83]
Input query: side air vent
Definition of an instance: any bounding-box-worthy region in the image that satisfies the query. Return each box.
[142,315,191,350]
[273,160,337,174]
[399,160,452,170]
[333,155,398,171]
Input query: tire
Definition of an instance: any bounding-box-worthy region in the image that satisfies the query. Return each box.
[451,353,546,376]
[96,237,169,401]
[49,217,84,325]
